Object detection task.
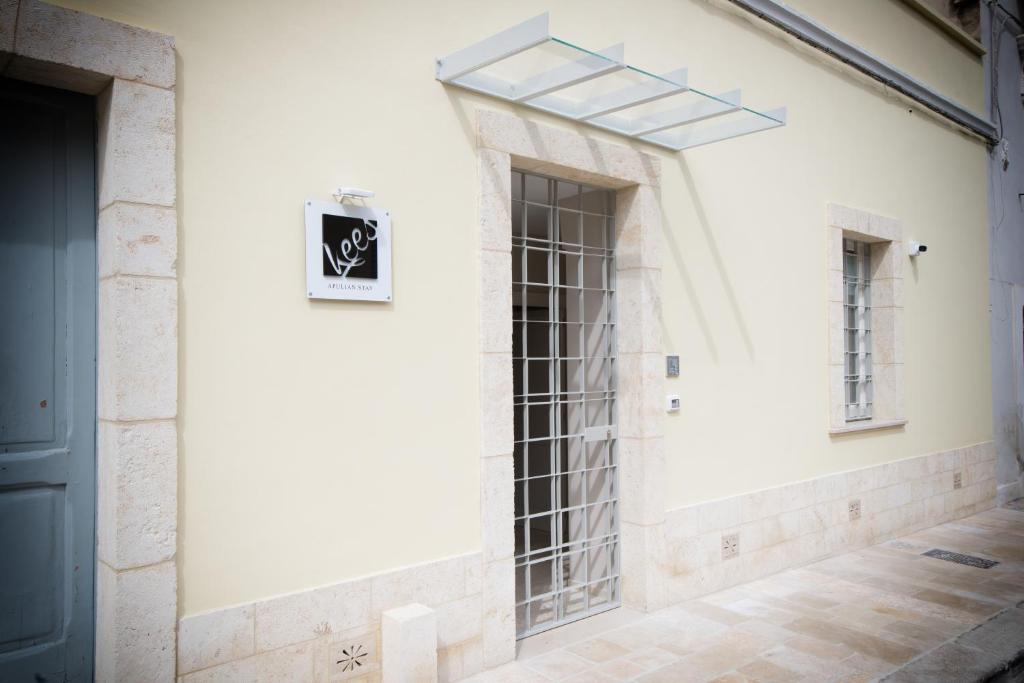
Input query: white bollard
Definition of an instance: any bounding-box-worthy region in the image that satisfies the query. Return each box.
[382,603,438,683]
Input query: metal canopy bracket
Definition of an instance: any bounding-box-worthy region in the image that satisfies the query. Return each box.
[513,44,625,102]
[436,13,787,152]
[645,106,787,150]
[435,14,550,82]
[627,89,742,136]
[576,68,689,121]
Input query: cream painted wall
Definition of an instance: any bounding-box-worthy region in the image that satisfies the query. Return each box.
[54,0,990,616]
[780,0,984,114]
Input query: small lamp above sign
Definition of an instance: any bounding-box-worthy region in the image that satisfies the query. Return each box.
[305,199,392,302]
[332,186,375,201]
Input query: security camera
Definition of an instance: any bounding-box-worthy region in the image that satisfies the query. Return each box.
[908,241,928,256]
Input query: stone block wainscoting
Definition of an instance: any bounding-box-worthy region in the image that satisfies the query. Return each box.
[176,442,997,681]
[663,442,997,604]
[177,552,485,682]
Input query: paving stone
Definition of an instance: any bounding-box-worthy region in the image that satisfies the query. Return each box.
[737,657,801,682]
[522,649,593,679]
[501,507,1024,683]
[783,634,856,661]
[782,617,920,664]
[760,645,864,680]
[623,646,679,672]
[707,674,753,683]
[562,670,619,682]
[601,619,683,652]
[882,620,950,650]
[843,652,897,677]
[567,637,631,664]
[881,643,993,682]
[680,600,750,626]
[911,588,1003,617]
[599,656,649,681]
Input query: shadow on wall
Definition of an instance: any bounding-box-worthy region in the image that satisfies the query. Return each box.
[661,156,756,363]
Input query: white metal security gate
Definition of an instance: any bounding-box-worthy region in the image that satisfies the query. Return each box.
[512,170,620,639]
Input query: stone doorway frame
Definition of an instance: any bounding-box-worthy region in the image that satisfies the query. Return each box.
[474,109,668,666]
[2,1,179,680]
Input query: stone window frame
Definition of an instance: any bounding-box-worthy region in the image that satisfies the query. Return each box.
[827,203,907,435]
[2,2,179,680]
[475,109,668,667]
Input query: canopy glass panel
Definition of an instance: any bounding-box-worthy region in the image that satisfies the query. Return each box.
[436,14,786,151]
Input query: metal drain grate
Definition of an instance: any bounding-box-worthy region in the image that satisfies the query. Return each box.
[921,548,999,569]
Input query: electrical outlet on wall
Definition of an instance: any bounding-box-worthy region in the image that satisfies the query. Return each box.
[954,472,963,489]
[722,533,739,560]
[848,499,861,521]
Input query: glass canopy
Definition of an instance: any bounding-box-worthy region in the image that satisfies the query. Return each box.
[436,13,786,152]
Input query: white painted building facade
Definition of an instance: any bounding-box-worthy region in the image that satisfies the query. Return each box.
[0,0,1009,680]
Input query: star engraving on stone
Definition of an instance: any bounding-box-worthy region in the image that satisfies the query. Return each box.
[336,644,367,672]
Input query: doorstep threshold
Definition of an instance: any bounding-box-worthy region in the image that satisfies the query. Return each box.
[516,606,645,661]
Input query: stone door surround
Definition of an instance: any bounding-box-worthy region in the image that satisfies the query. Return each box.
[2,2,179,680]
[474,109,669,666]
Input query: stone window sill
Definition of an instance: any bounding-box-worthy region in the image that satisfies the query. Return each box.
[829,419,908,436]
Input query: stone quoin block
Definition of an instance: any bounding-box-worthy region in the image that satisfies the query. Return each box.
[98,202,178,278]
[97,78,175,208]
[96,420,177,570]
[481,559,515,668]
[478,353,513,458]
[478,148,513,253]
[476,109,660,189]
[95,561,176,683]
[615,184,662,272]
[616,268,663,355]
[616,352,665,440]
[13,0,175,89]
[481,455,514,563]
[97,276,177,421]
[620,521,668,612]
[382,603,438,683]
[478,250,512,354]
[619,437,666,526]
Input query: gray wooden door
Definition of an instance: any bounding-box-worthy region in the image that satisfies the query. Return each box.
[0,78,96,682]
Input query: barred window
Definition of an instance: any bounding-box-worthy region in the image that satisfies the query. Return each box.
[844,239,872,421]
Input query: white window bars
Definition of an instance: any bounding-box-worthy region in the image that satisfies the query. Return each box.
[435,13,786,151]
[844,239,872,421]
[512,170,621,639]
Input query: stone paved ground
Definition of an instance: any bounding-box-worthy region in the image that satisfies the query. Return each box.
[465,505,1024,682]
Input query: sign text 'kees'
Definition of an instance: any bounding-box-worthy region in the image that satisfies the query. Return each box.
[305,201,392,302]
[322,214,378,279]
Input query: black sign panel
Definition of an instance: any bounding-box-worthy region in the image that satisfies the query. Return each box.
[322,214,378,280]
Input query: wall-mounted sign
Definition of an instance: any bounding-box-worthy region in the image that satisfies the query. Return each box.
[305,200,392,301]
